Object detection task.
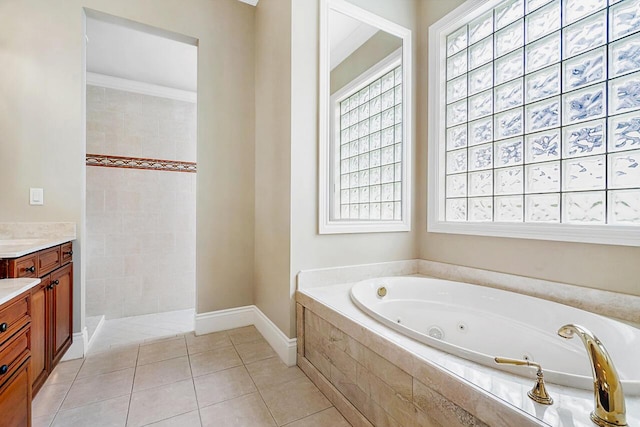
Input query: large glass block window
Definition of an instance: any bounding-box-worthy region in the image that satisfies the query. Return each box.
[443,0,640,226]
[335,62,403,221]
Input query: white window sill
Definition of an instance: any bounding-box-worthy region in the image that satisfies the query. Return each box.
[427,219,640,247]
[320,220,410,234]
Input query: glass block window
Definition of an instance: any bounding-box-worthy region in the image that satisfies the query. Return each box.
[335,62,403,221]
[442,0,640,226]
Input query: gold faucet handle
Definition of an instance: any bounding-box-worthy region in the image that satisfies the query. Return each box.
[494,356,554,405]
[494,356,539,368]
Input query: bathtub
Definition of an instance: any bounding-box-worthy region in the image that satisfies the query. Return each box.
[350,276,640,395]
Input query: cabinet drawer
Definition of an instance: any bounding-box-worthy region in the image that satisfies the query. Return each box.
[0,294,29,346]
[61,242,73,264]
[0,327,29,386]
[11,255,38,278]
[38,246,61,277]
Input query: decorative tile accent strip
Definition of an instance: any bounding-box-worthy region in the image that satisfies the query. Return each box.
[86,154,197,173]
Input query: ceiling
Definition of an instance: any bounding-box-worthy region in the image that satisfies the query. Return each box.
[329,10,379,70]
[86,4,371,89]
[86,16,197,92]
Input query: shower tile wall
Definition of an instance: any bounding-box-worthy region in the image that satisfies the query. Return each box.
[86,85,196,319]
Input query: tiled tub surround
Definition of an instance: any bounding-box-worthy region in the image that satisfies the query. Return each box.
[86,85,196,319]
[296,261,640,426]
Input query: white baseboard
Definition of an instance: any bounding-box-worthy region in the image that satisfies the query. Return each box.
[195,305,297,367]
[195,306,254,334]
[62,327,88,361]
[252,307,297,367]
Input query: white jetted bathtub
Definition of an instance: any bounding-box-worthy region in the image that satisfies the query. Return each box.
[350,276,640,395]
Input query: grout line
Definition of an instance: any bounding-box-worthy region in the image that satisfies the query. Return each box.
[184,329,206,426]
[191,370,206,426]
[138,409,197,427]
[280,406,338,427]
[231,347,278,427]
[45,357,87,424]
[136,352,189,368]
[124,343,141,426]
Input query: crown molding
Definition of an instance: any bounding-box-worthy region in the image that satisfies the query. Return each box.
[238,0,259,6]
[86,72,197,103]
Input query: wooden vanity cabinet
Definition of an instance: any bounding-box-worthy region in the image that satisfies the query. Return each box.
[0,292,33,427]
[1,242,73,397]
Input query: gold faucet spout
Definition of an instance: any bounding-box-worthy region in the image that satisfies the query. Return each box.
[557,324,627,427]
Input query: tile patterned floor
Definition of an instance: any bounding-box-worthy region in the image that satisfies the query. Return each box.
[33,316,351,426]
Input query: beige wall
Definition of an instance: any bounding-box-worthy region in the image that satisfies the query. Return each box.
[254,0,293,337]
[330,30,402,95]
[4,0,636,345]
[0,0,256,332]
[289,0,419,337]
[85,86,196,319]
[416,0,640,297]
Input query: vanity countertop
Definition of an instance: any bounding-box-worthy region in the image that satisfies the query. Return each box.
[0,237,74,258]
[0,278,41,305]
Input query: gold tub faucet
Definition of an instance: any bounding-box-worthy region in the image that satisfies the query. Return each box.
[494,356,553,405]
[557,324,627,427]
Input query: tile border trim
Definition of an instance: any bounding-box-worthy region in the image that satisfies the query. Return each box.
[194,305,297,367]
[86,154,197,173]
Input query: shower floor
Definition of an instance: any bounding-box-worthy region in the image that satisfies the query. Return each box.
[87,309,195,354]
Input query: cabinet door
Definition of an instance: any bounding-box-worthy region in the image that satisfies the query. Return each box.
[49,263,72,367]
[30,279,47,395]
[0,358,31,427]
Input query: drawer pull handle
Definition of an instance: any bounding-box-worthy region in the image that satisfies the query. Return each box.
[0,323,7,332]
[63,250,73,256]
[25,266,36,273]
[0,365,7,375]
[52,279,60,286]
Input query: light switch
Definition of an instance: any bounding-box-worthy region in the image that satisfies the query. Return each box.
[30,188,44,205]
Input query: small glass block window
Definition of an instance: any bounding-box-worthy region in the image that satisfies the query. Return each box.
[336,62,403,221]
[442,0,640,226]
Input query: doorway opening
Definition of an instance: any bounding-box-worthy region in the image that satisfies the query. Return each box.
[84,11,197,351]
